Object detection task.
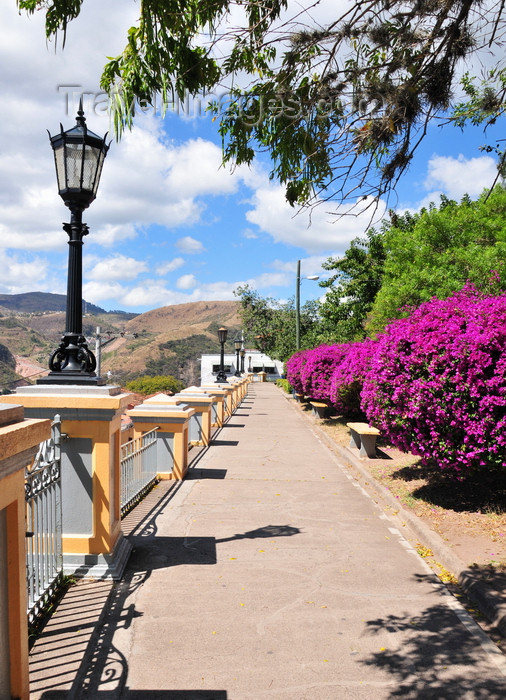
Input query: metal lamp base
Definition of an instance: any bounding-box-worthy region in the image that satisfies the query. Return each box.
[37,373,106,386]
[38,332,105,386]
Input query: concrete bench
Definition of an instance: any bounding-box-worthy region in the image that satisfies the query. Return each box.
[346,422,380,458]
[310,401,329,419]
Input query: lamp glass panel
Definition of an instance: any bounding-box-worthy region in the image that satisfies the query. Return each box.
[93,150,106,195]
[81,145,102,192]
[53,145,66,192]
[65,142,85,189]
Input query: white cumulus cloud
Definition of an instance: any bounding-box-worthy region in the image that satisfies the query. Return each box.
[0,251,49,294]
[246,185,385,254]
[156,257,185,275]
[87,255,148,282]
[175,236,205,254]
[424,154,498,199]
[176,274,198,290]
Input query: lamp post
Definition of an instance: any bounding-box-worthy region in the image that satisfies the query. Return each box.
[240,348,245,374]
[295,259,319,351]
[234,337,242,377]
[216,327,228,382]
[39,101,109,385]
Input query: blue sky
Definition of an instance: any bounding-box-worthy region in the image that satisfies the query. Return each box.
[0,1,504,314]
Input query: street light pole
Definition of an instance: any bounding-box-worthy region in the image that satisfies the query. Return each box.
[39,101,109,385]
[295,260,301,351]
[216,327,228,383]
[295,260,319,351]
[234,337,242,377]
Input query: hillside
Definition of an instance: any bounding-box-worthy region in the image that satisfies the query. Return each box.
[0,292,109,315]
[101,300,242,384]
[0,342,20,389]
[0,299,242,389]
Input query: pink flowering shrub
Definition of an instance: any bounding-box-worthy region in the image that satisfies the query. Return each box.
[329,338,378,416]
[299,344,349,401]
[361,285,506,476]
[286,350,309,394]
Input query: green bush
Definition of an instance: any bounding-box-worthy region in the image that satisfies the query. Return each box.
[125,375,184,396]
[276,378,293,393]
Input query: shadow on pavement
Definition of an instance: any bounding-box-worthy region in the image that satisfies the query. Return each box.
[36,477,301,699]
[41,691,227,699]
[186,467,228,480]
[360,574,506,698]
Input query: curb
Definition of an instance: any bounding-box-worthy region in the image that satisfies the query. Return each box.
[283,391,506,637]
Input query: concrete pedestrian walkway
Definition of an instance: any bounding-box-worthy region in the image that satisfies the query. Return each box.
[30,383,506,699]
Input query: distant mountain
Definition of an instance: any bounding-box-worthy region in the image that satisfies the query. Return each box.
[0,299,242,389]
[0,292,107,315]
[101,300,242,384]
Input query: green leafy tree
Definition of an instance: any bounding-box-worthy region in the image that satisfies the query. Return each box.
[318,228,387,343]
[234,284,319,361]
[452,69,506,180]
[125,374,184,395]
[367,187,506,333]
[19,0,506,208]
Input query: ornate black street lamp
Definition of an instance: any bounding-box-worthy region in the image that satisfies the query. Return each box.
[240,348,245,374]
[234,336,242,377]
[39,101,110,385]
[216,327,228,383]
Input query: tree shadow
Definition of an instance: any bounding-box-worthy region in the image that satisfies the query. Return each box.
[462,563,506,617]
[394,464,506,513]
[359,574,506,698]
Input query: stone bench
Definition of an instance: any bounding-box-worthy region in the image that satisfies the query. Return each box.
[346,422,380,458]
[310,401,330,419]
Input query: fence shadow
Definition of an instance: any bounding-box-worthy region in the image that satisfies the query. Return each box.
[186,468,228,480]
[33,472,301,698]
[41,689,227,698]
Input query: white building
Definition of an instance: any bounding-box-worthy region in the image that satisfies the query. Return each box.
[200,350,284,385]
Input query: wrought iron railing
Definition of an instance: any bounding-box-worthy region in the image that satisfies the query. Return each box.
[25,415,63,625]
[120,427,158,516]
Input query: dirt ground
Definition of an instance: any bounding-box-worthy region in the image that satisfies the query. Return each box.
[291,400,506,576]
[15,356,48,380]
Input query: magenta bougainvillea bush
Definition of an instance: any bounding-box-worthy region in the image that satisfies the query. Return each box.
[285,350,309,394]
[361,285,506,476]
[299,344,350,401]
[286,283,506,476]
[329,338,378,416]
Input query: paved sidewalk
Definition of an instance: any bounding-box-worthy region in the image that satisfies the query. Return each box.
[30,383,506,699]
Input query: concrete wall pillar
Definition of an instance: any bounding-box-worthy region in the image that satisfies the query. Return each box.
[170,394,213,446]
[127,403,195,480]
[201,384,235,417]
[0,386,133,580]
[0,404,50,700]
